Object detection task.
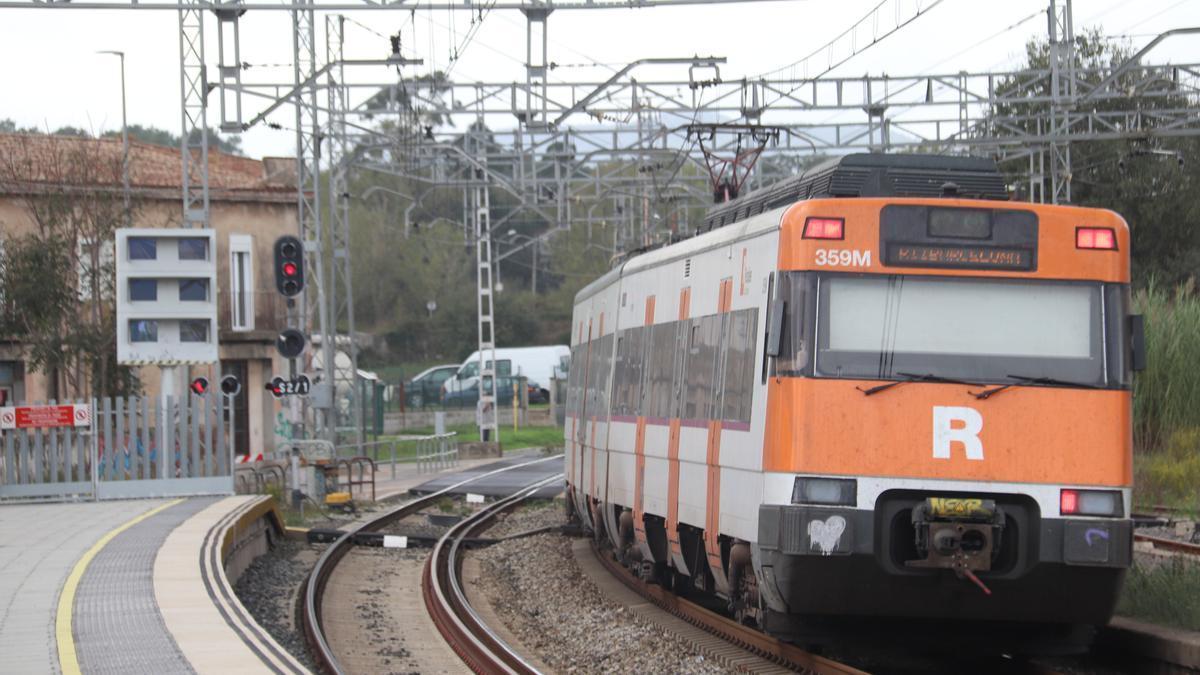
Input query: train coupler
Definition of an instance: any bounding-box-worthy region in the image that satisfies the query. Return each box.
[906,498,1005,591]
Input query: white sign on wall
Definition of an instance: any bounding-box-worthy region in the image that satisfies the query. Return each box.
[116,228,219,365]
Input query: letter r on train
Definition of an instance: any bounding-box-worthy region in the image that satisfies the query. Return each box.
[932,406,984,461]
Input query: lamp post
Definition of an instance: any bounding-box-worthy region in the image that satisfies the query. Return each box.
[97,50,130,227]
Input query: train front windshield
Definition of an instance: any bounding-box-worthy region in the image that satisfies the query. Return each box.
[776,272,1131,388]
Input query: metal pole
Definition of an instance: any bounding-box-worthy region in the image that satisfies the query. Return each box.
[226,393,236,460]
[98,50,131,225]
[90,398,100,501]
[118,53,129,226]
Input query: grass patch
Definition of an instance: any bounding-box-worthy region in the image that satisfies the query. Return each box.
[1133,282,1200,452]
[1118,558,1200,631]
[384,422,564,450]
[361,422,563,464]
[1134,428,1200,512]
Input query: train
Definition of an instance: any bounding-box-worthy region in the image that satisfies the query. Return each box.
[563,153,1144,654]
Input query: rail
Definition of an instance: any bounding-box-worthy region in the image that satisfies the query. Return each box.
[301,453,562,674]
[424,472,562,674]
[1134,532,1200,556]
[590,541,868,675]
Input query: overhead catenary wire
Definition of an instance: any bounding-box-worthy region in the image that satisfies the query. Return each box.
[756,0,949,81]
[739,0,948,123]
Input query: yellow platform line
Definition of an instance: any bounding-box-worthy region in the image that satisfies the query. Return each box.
[55,498,185,675]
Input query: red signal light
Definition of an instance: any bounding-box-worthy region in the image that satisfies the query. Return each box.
[1060,489,1079,515]
[803,217,845,240]
[1076,227,1116,250]
[282,261,298,277]
[189,377,209,396]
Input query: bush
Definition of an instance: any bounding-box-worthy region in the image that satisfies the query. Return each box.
[1135,428,1200,509]
[1132,282,1200,453]
[1118,557,1200,631]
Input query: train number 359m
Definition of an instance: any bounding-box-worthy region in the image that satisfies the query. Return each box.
[815,248,872,267]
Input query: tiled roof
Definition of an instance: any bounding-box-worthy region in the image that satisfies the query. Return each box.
[0,132,295,193]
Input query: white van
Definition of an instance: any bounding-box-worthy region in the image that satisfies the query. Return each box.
[443,345,570,399]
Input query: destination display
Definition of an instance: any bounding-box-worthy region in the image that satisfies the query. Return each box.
[886,243,1034,271]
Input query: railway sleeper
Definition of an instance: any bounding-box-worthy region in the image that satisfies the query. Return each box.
[305,524,563,548]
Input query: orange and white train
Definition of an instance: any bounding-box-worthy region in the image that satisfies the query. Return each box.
[563,154,1144,652]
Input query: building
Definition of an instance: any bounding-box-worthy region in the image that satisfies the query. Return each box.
[0,132,297,455]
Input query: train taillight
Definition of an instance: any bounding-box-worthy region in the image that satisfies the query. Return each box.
[803,217,845,240]
[1060,488,1123,517]
[1075,227,1116,250]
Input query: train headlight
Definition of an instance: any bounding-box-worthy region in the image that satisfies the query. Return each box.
[792,477,857,507]
[1060,489,1123,517]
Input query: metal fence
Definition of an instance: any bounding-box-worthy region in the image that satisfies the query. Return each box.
[336,432,459,479]
[0,395,233,502]
[415,433,459,474]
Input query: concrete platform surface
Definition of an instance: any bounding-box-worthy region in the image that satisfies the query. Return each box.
[0,499,172,674]
[0,496,305,675]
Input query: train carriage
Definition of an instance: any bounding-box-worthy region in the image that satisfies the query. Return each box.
[564,153,1144,652]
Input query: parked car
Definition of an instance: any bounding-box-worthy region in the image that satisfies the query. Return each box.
[442,375,534,407]
[404,364,459,408]
[442,345,569,400]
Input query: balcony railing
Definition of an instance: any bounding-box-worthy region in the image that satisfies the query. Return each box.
[217,290,288,333]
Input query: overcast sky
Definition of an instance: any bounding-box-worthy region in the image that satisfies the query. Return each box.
[0,0,1196,159]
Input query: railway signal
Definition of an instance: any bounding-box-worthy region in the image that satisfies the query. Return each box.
[267,375,311,398]
[189,377,209,396]
[274,235,305,297]
[220,375,242,397]
[276,328,307,359]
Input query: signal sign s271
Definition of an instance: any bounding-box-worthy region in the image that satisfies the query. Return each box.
[267,375,311,398]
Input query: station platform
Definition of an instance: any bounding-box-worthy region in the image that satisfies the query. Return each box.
[0,495,306,675]
[0,450,563,674]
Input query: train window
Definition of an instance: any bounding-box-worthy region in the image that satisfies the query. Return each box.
[612,328,647,417]
[594,334,614,420]
[1104,284,1133,388]
[774,272,815,377]
[813,274,1108,386]
[683,316,722,420]
[644,322,679,419]
[722,308,759,424]
[566,345,583,416]
[583,338,601,415]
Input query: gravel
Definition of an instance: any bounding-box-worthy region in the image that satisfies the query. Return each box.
[325,546,437,674]
[484,498,565,538]
[232,536,324,673]
[473,506,732,674]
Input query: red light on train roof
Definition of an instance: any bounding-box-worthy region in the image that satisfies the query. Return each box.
[803,217,845,240]
[1076,227,1116,250]
[1060,489,1079,515]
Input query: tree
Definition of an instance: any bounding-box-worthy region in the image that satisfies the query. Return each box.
[0,134,144,399]
[988,30,1200,286]
[0,119,243,156]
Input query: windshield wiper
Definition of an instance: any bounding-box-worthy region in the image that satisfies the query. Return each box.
[857,371,983,396]
[972,374,1101,400]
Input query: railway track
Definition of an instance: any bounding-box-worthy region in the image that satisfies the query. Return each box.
[589,541,868,675]
[301,454,562,675]
[423,472,562,674]
[1134,531,1200,556]
[1131,505,1200,556]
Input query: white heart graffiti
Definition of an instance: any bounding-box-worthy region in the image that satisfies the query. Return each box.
[807,515,847,556]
